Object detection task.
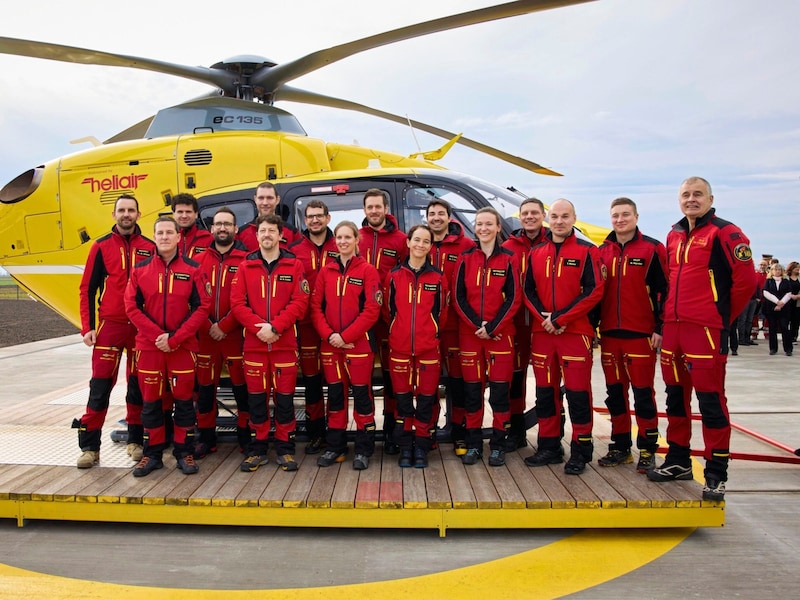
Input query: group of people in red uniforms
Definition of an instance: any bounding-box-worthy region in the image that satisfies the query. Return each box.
[74,177,757,501]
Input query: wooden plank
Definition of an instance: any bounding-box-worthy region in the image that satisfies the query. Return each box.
[484,456,527,509]
[378,447,403,509]
[402,467,427,508]
[526,463,575,509]
[440,450,477,509]
[52,466,121,502]
[306,456,340,508]
[579,462,628,509]
[330,460,360,509]
[665,479,703,508]
[422,448,452,509]
[259,460,295,508]
[30,467,91,501]
[8,466,65,500]
[504,452,552,508]
[0,465,42,498]
[159,450,231,506]
[188,446,240,506]
[74,468,129,503]
[354,448,381,509]
[463,445,502,509]
[282,454,319,508]
[236,461,278,507]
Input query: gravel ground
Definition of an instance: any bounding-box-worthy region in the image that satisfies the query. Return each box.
[0,300,79,347]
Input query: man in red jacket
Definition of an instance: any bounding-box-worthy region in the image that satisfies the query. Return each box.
[195,207,249,454]
[237,182,299,251]
[596,197,668,473]
[523,199,605,475]
[230,214,310,472]
[453,207,521,467]
[75,194,155,469]
[288,200,339,453]
[358,188,408,454]
[172,193,213,259]
[647,177,758,501]
[426,199,476,454]
[501,197,547,452]
[124,216,211,477]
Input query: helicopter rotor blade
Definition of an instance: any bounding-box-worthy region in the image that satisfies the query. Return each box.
[252,0,597,91]
[0,37,238,92]
[276,86,561,176]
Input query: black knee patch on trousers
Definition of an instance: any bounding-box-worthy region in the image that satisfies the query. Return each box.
[275,393,295,425]
[488,382,510,414]
[173,399,195,428]
[697,391,729,429]
[631,386,657,420]
[352,385,373,417]
[142,400,164,429]
[664,385,687,417]
[565,389,591,425]
[604,383,626,416]
[464,382,484,414]
[535,386,556,418]
[327,382,345,413]
[197,384,216,414]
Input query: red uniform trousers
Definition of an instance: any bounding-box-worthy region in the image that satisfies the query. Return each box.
[459,332,514,451]
[374,320,397,436]
[389,349,441,452]
[440,328,464,437]
[320,349,376,456]
[660,322,731,481]
[136,348,197,459]
[297,323,326,439]
[510,314,532,437]
[531,332,594,454]
[599,335,659,452]
[78,319,144,450]
[243,350,298,456]
[196,333,247,447]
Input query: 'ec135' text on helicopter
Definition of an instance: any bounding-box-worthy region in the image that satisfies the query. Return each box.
[0,0,609,326]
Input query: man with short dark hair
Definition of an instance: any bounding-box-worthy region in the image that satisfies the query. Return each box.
[124,216,211,477]
[76,194,155,469]
[231,214,310,472]
[596,197,668,473]
[288,200,340,453]
[171,193,213,259]
[237,182,299,251]
[647,177,757,501]
[501,197,547,452]
[426,198,476,454]
[195,207,249,454]
[358,188,408,454]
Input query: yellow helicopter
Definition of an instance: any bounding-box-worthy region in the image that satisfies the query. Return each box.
[0,0,608,327]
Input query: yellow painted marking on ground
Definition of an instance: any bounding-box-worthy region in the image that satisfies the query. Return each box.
[0,528,693,599]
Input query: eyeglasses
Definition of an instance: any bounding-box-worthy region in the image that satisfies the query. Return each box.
[305,214,327,221]
[213,222,235,228]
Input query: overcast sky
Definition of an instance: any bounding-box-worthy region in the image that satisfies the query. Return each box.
[1,0,798,262]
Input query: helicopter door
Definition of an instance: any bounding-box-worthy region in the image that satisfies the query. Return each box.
[401,183,482,239]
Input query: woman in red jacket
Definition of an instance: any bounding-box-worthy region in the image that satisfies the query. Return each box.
[310,221,382,470]
[384,225,449,468]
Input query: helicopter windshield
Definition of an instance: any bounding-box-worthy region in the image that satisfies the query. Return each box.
[146,98,306,138]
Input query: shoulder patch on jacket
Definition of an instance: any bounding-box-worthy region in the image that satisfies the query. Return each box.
[733,243,752,262]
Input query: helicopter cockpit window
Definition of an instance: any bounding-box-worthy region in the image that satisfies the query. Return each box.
[147,103,306,138]
[402,185,479,238]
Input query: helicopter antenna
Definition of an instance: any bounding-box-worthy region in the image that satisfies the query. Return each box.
[405,114,423,154]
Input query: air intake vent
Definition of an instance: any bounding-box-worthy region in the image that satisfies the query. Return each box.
[183,149,213,166]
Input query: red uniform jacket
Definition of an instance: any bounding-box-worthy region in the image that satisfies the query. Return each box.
[598,228,668,336]
[502,227,546,329]
[124,252,211,352]
[79,224,155,335]
[310,255,382,353]
[178,223,213,260]
[524,230,605,337]
[288,228,340,323]
[664,208,758,329]
[229,249,310,353]
[429,220,476,333]
[358,214,408,285]
[237,221,300,253]
[384,259,449,356]
[196,241,249,338]
[453,243,521,338]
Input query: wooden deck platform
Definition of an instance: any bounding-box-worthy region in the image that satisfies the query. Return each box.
[0,383,724,536]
